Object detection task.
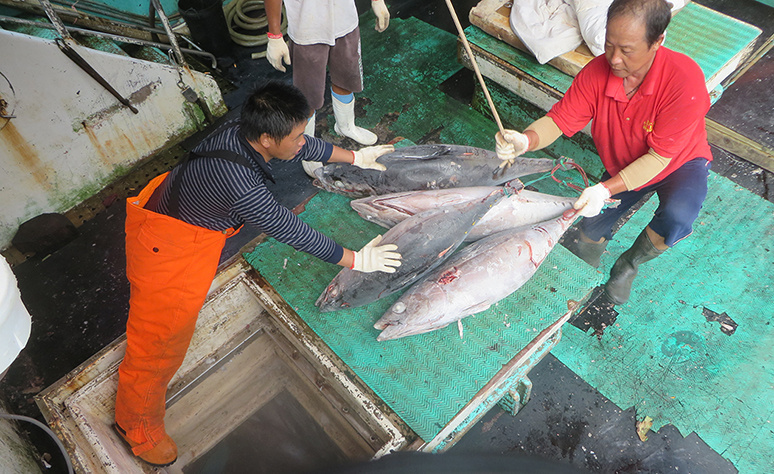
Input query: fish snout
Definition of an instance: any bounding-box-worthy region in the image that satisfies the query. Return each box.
[376,322,406,341]
[315,283,341,311]
[374,301,407,330]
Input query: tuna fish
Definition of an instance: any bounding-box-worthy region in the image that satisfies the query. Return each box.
[313,144,564,197]
[315,188,508,312]
[374,209,580,341]
[351,185,576,242]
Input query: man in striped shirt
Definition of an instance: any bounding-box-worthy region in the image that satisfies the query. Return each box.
[114,81,400,467]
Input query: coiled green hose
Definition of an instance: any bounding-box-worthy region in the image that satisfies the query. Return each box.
[222,0,287,58]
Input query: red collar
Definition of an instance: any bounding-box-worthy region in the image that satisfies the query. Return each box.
[604,47,665,101]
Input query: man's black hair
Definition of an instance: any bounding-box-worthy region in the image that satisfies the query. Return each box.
[608,0,672,46]
[241,81,311,142]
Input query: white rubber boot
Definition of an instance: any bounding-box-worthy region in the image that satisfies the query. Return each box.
[304,112,316,136]
[332,95,377,145]
[301,112,322,178]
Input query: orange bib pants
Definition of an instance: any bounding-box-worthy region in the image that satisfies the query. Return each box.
[115,173,238,455]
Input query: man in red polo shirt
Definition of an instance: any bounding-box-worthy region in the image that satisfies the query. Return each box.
[496,0,712,305]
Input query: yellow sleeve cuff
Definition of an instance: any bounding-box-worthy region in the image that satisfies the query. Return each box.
[618,149,672,190]
[525,116,563,151]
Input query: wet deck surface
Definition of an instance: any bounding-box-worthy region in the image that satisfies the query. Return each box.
[2,0,772,472]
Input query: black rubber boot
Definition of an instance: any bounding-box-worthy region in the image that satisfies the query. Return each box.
[565,231,608,267]
[604,229,665,305]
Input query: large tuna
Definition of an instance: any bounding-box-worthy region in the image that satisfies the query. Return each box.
[351,186,576,242]
[315,188,508,312]
[313,144,564,197]
[374,209,580,341]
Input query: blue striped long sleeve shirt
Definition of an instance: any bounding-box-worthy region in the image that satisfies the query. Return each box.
[150,120,344,263]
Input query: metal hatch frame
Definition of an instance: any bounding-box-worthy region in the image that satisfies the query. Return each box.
[35,257,411,473]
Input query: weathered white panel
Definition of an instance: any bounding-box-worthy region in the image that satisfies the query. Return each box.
[0,30,226,249]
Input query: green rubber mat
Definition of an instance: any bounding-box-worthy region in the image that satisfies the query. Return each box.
[553,172,774,473]
[244,192,600,441]
[464,1,761,93]
[664,2,761,83]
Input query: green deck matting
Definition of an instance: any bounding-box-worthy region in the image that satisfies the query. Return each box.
[553,172,774,473]
[243,11,769,465]
[244,192,600,441]
[664,2,761,83]
[465,1,761,93]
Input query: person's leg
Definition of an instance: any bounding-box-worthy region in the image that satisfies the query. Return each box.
[116,188,226,466]
[605,158,711,304]
[289,40,330,176]
[566,174,649,266]
[328,28,377,145]
[288,40,329,113]
[647,158,711,247]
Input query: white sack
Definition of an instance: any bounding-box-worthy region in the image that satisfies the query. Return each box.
[567,0,613,56]
[509,0,583,64]
[511,0,692,63]
[570,0,689,57]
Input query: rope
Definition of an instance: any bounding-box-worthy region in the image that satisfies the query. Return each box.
[222,0,287,58]
[520,156,590,193]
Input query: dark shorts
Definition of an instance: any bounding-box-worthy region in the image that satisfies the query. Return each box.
[289,28,364,110]
[581,158,712,247]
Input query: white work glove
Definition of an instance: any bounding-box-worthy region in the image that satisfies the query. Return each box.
[352,235,402,273]
[352,144,394,171]
[573,183,611,218]
[495,129,530,161]
[372,0,390,32]
[266,36,291,72]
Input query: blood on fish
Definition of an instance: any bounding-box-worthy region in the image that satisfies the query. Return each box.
[438,267,461,284]
[525,241,539,266]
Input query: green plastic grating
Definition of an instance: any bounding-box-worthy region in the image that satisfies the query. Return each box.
[244,192,601,441]
[663,2,761,82]
[553,172,774,473]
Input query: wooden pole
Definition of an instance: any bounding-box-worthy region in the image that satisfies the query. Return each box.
[443,0,505,135]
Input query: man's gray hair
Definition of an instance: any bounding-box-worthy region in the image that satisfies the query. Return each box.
[607,0,672,46]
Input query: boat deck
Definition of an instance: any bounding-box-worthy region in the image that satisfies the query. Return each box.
[2,0,772,472]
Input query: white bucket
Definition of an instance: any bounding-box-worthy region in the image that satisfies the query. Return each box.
[0,257,31,375]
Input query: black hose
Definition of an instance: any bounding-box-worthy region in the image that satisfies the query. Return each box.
[0,412,75,474]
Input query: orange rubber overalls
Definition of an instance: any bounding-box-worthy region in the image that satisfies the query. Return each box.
[115,172,239,455]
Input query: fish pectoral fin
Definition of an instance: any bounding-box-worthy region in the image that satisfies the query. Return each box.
[463,302,492,316]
